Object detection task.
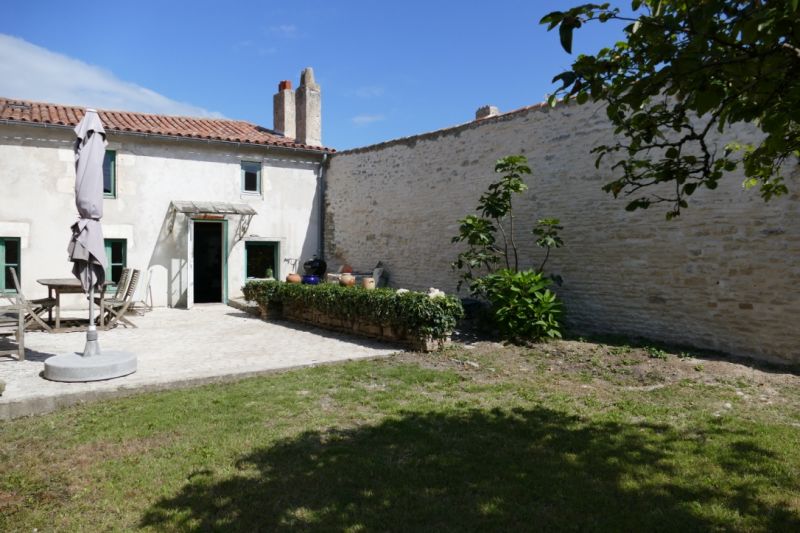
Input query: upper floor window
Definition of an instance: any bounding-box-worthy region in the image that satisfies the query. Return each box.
[103,150,116,198]
[241,161,261,194]
[0,237,21,293]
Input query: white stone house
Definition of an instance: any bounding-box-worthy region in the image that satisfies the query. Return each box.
[0,68,331,309]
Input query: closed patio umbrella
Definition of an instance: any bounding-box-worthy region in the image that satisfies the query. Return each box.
[69,109,108,296]
[44,109,136,382]
[68,109,107,358]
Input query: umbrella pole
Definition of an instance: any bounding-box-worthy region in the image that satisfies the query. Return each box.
[83,269,101,357]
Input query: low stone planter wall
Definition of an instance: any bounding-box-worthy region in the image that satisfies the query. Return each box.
[243,281,463,353]
[258,302,450,352]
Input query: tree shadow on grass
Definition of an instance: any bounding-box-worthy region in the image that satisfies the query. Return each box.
[141,407,799,531]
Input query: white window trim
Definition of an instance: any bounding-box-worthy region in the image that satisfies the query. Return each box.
[241,161,262,196]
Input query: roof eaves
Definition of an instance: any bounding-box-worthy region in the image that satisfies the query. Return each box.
[0,117,335,154]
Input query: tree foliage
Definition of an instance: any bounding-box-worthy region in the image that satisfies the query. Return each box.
[541,1,800,218]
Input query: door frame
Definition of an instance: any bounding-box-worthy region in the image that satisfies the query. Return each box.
[187,218,228,307]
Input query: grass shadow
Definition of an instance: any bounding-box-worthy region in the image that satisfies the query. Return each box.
[140,406,799,531]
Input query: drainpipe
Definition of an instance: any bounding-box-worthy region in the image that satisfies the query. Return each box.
[317,153,329,260]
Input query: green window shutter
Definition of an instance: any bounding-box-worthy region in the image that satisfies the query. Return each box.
[103,150,116,198]
[103,239,127,284]
[0,237,21,293]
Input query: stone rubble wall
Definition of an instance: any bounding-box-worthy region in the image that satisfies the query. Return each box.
[325,102,800,364]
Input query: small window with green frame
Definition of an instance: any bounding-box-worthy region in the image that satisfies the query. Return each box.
[241,161,262,194]
[0,237,21,293]
[245,241,278,279]
[103,150,116,198]
[104,238,127,284]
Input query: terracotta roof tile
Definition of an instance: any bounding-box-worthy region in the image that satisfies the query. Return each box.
[0,97,334,153]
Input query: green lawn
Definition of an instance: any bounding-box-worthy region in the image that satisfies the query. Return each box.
[2,340,799,532]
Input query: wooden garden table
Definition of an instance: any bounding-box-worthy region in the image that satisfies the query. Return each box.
[37,278,110,332]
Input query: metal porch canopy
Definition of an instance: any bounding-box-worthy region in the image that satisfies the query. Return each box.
[167,201,257,235]
[170,201,257,216]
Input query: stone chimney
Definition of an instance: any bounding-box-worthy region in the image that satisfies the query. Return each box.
[475,105,500,120]
[295,67,322,146]
[273,80,295,138]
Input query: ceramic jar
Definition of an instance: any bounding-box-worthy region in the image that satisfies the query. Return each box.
[340,273,356,287]
[362,277,376,290]
[286,272,302,284]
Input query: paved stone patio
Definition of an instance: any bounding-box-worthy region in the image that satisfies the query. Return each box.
[0,304,400,419]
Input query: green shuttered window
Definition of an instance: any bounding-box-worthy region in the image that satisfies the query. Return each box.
[245,241,278,279]
[104,150,116,198]
[104,239,127,284]
[0,237,21,293]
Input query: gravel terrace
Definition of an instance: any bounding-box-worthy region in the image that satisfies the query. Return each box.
[0,304,399,419]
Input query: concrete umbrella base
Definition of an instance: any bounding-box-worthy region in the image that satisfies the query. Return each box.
[43,350,137,382]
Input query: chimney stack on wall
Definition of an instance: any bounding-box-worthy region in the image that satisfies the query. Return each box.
[475,105,500,120]
[295,67,322,146]
[273,80,296,138]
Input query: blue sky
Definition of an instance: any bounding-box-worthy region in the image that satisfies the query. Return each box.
[1,0,626,149]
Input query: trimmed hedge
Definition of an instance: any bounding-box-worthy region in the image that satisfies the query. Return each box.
[242,280,464,340]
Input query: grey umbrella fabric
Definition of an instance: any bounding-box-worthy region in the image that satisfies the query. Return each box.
[68,109,108,292]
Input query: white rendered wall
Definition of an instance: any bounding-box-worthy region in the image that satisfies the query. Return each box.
[0,124,322,309]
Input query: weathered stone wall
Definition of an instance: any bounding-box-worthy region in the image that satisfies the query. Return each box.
[325,102,800,364]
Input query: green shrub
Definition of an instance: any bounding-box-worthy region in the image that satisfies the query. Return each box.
[242,279,281,304]
[646,346,668,360]
[480,269,563,342]
[242,281,464,340]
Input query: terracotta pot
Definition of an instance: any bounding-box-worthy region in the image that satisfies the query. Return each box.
[340,273,356,287]
[286,272,302,284]
[362,277,376,290]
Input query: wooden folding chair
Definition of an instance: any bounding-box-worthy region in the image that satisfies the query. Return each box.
[130,267,154,314]
[9,268,54,333]
[101,269,140,329]
[94,267,131,306]
[0,287,25,361]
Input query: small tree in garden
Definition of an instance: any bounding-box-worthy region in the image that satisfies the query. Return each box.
[533,217,565,283]
[452,156,565,341]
